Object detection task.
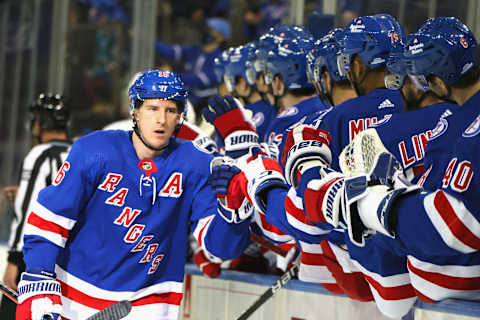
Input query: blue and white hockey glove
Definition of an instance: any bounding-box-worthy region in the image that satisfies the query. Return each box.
[210,156,254,223]
[339,129,421,247]
[282,124,332,188]
[202,94,259,158]
[16,270,62,320]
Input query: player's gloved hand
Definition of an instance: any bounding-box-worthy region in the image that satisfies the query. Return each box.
[259,142,280,162]
[339,129,421,246]
[194,247,222,278]
[193,134,218,154]
[300,166,346,229]
[210,156,253,223]
[282,124,332,188]
[202,94,259,158]
[16,270,62,320]
[237,147,288,214]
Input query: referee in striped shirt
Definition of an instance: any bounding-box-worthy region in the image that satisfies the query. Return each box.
[0,93,71,318]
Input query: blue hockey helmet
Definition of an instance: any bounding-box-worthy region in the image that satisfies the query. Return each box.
[128,70,188,114]
[224,43,256,92]
[338,14,405,76]
[265,36,314,90]
[245,41,259,86]
[214,47,235,83]
[249,24,314,83]
[404,17,478,86]
[385,34,430,91]
[312,28,346,83]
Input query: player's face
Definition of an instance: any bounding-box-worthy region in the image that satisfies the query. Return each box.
[401,77,423,110]
[234,78,251,98]
[256,72,269,93]
[135,99,180,149]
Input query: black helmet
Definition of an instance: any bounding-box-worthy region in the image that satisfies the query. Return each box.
[29,93,70,131]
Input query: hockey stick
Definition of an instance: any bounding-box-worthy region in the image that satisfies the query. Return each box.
[0,281,131,320]
[0,281,18,304]
[85,300,132,320]
[234,262,299,320]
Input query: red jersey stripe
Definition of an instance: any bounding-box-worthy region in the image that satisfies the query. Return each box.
[27,212,69,239]
[363,274,416,300]
[407,259,480,290]
[60,280,182,310]
[434,192,480,250]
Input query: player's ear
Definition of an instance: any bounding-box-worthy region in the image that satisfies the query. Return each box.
[350,55,366,82]
[132,109,139,122]
[427,75,449,98]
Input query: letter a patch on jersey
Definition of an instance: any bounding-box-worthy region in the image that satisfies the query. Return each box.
[159,173,183,198]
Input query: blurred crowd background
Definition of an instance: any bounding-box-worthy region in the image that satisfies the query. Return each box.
[0,0,476,242]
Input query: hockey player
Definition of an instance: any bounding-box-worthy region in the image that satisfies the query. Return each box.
[262,31,328,158]
[0,94,71,320]
[16,70,251,320]
[306,28,357,107]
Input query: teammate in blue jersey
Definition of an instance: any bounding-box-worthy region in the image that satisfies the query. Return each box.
[306,14,405,171]
[307,28,357,107]
[16,70,250,320]
[262,33,328,159]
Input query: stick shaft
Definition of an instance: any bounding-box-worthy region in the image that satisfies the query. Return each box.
[86,300,132,320]
[0,281,18,304]
[235,263,299,320]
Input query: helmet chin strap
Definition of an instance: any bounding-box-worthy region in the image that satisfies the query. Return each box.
[318,76,334,107]
[173,117,184,138]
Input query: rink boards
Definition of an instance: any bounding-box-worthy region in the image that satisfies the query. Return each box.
[180,264,480,320]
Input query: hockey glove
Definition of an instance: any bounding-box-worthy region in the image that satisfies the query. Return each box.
[237,147,288,214]
[202,94,259,158]
[339,129,421,247]
[194,247,222,278]
[282,124,332,188]
[210,156,253,224]
[259,142,280,162]
[301,167,346,229]
[193,134,218,154]
[16,270,62,320]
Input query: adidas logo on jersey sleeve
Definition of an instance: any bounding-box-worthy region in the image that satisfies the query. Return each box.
[378,99,395,109]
